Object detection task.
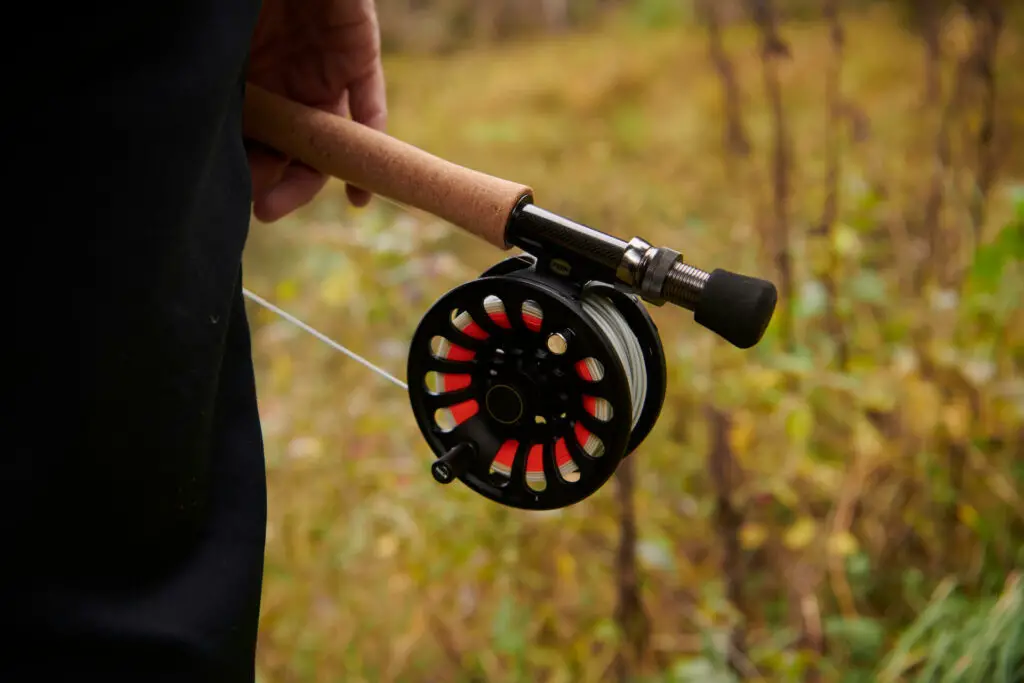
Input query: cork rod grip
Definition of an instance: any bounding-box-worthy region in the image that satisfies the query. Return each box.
[242,84,533,249]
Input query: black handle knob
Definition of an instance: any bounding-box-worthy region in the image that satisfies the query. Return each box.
[693,269,778,349]
[431,442,475,484]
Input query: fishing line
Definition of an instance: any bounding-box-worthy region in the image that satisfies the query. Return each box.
[241,287,408,391]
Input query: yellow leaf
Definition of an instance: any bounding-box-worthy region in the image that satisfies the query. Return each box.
[740,523,769,550]
[827,530,859,557]
[275,278,299,302]
[860,373,896,412]
[772,480,800,508]
[728,412,755,455]
[892,346,919,377]
[957,503,979,530]
[746,367,784,394]
[798,460,842,494]
[556,549,576,582]
[831,223,863,258]
[904,377,941,436]
[320,268,359,307]
[807,237,833,276]
[271,353,293,389]
[784,517,817,550]
[943,401,970,440]
[786,404,813,445]
[854,418,883,458]
[375,534,398,559]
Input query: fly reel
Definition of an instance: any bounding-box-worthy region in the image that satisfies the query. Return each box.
[407,255,667,510]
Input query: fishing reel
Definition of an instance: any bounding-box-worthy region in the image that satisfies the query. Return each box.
[407,254,666,510]
[406,200,778,510]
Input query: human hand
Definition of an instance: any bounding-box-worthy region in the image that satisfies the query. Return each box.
[246,0,387,222]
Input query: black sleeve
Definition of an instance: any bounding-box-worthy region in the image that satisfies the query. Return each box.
[3,2,270,681]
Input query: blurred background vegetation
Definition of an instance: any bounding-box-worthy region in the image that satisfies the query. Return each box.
[241,1,1023,681]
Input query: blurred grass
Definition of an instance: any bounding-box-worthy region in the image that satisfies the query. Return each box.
[242,3,1023,682]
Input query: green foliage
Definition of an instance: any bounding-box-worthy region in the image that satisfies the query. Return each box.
[242,4,1024,682]
[625,0,693,29]
[965,187,1024,300]
[667,657,739,683]
[877,575,1024,683]
[826,615,886,664]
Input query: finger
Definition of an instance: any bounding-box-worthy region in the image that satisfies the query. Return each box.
[346,183,372,208]
[315,90,370,205]
[347,62,388,133]
[345,65,387,207]
[252,163,328,223]
[330,89,350,119]
[246,142,289,200]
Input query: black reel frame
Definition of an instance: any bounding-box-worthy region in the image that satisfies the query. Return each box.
[407,254,667,510]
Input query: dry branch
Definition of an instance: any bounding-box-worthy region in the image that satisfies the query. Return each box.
[747,0,795,350]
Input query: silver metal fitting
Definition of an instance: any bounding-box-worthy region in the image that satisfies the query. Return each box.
[663,261,711,310]
[615,236,653,289]
[615,236,685,307]
[642,247,682,306]
[546,331,570,355]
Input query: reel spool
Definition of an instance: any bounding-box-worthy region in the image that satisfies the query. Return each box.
[407,255,667,510]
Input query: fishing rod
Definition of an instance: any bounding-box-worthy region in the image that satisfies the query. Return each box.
[242,84,778,511]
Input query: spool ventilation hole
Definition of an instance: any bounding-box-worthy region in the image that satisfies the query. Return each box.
[521,299,543,332]
[575,357,605,382]
[555,438,580,483]
[424,371,471,394]
[490,440,518,480]
[451,308,488,340]
[525,444,546,492]
[430,335,474,362]
[433,400,478,432]
[574,422,605,458]
[434,408,456,431]
[484,295,511,329]
[583,396,613,422]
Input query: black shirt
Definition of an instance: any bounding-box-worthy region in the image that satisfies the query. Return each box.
[4,2,268,680]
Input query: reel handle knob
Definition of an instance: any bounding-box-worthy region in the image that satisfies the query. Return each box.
[692,269,778,349]
[430,442,475,484]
